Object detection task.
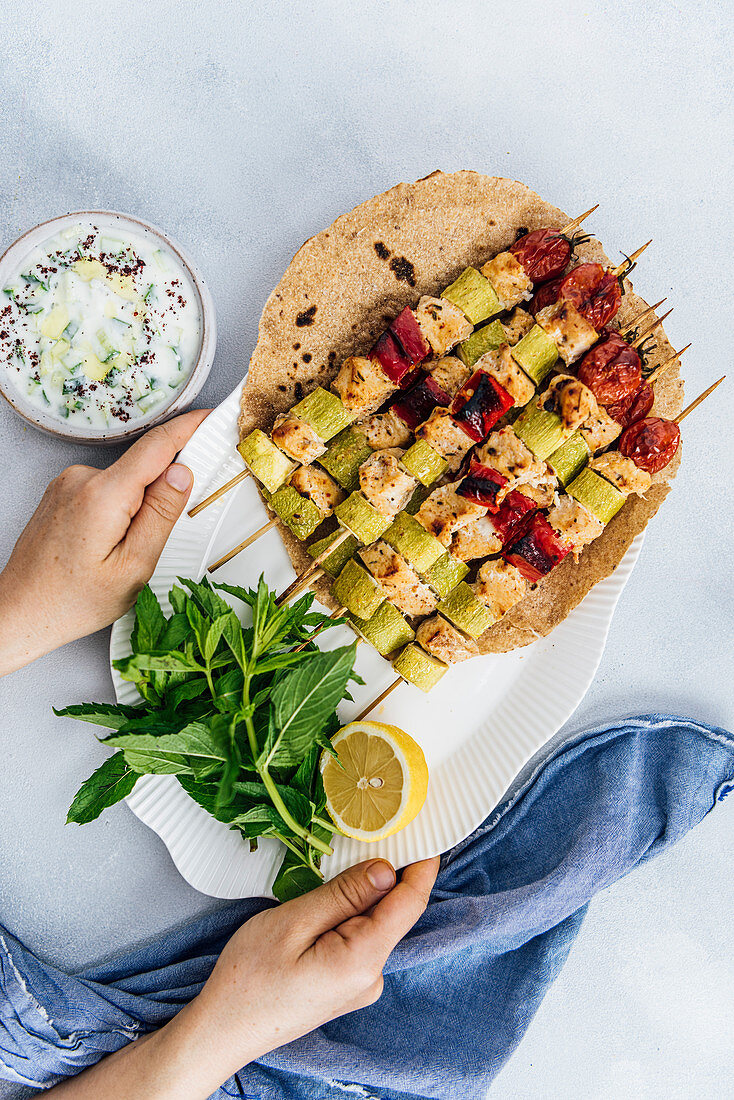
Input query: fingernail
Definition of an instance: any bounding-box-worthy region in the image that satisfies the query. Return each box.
[165,464,193,492]
[366,860,395,892]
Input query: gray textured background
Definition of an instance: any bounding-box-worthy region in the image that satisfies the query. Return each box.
[1,1,733,1096]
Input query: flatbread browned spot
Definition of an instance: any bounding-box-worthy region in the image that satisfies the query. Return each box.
[239,171,683,654]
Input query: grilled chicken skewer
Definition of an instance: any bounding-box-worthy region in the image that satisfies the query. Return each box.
[209,274,661,578]
[353,377,723,717]
[188,208,601,517]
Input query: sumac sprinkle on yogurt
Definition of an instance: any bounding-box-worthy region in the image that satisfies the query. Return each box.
[0,223,201,428]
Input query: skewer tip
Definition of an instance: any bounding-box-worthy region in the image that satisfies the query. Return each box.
[674,376,726,424]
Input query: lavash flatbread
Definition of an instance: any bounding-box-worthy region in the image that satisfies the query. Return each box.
[239,171,684,654]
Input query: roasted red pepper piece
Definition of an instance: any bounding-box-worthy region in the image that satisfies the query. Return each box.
[577,333,642,404]
[619,416,680,473]
[606,380,654,428]
[390,306,431,363]
[456,458,508,512]
[505,514,571,582]
[371,331,413,383]
[509,229,572,284]
[492,490,538,546]
[391,374,450,429]
[451,372,514,442]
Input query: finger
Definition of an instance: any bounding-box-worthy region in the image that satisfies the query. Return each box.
[339,856,439,959]
[119,463,195,576]
[279,859,397,944]
[104,410,210,504]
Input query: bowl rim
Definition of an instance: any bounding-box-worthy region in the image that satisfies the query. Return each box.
[0,209,216,444]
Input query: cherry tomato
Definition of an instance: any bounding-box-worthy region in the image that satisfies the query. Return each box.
[577,335,642,404]
[509,229,571,284]
[529,276,563,316]
[619,416,680,473]
[530,263,606,319]
[577,272,622,329]
[606,381,654,429]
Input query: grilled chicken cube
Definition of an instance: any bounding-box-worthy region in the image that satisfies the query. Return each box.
[332,355,397,415]
[475,344,535,408]
[502,306,535,346]
[535,300,598,365]
[547,495,604,559]
[360,409,412,449]
[271,413,326,464]
[415,484,487,548]
[580,406,622,453]
[517,478,557,508]
[480,251,533,309]
[474,559,528,617]
[415,408,473,473]
[426,355,471,397]
[359,541,438,618]
[589,452,652,496]
[449,516,502,562]
[414,296,473,356]
[416,615,479,664]
[543,374,599,432]
[289,466,344,515]
[358,448,417,516]
[476,426,549,496]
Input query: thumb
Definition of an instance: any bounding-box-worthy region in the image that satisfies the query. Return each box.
[122,463,194,576]
[282,859,397,943]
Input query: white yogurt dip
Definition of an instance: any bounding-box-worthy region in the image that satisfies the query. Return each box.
[0,221,202,429]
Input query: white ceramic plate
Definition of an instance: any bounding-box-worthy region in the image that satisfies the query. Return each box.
[110,385,642,899]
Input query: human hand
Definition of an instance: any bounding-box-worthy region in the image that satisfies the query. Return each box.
[48,857,439,1100]
[0,409,209,676]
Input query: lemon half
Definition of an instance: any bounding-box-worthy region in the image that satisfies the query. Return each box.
[322,721,429,842]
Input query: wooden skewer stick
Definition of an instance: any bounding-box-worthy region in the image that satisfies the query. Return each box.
[277,528,352,605]
[674,376,725,424]
[618,299,666,338]
[207,517,279,572]
[610,240,652,279]
[647,344,691,386]
[188,468,252,518]
[627,307,674,349]
[560,204,599,235]
[355,677,403,722]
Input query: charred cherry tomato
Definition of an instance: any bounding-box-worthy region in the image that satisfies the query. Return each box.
[456,458,508,513]
[606,380,654,429]
[491,490,538,546]
[577,334,642,404]
[529,276,563,316]
[619,416,680,473]
[371,331,413,383]
[451,372,514,442]
[391,374,450,430]
[577,271,621,330]
[530,263,605,318]
[509,229,571,284]
[505,514,571,582]
[390,306,431,364]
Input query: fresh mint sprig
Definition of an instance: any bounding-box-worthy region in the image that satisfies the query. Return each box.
[56,576,358,900]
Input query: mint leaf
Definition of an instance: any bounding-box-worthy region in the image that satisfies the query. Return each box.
[180,576,231,620]
[54,702,141,730]
[66,752,137,824]
[273,850,323,902]
[113,651,200,681]
[268,645,356,767]
[130,585,167,653]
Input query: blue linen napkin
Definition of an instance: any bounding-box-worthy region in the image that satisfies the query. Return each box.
[1,714,732,1099]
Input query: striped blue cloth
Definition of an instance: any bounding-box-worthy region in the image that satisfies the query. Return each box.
[1,714,732,1099]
